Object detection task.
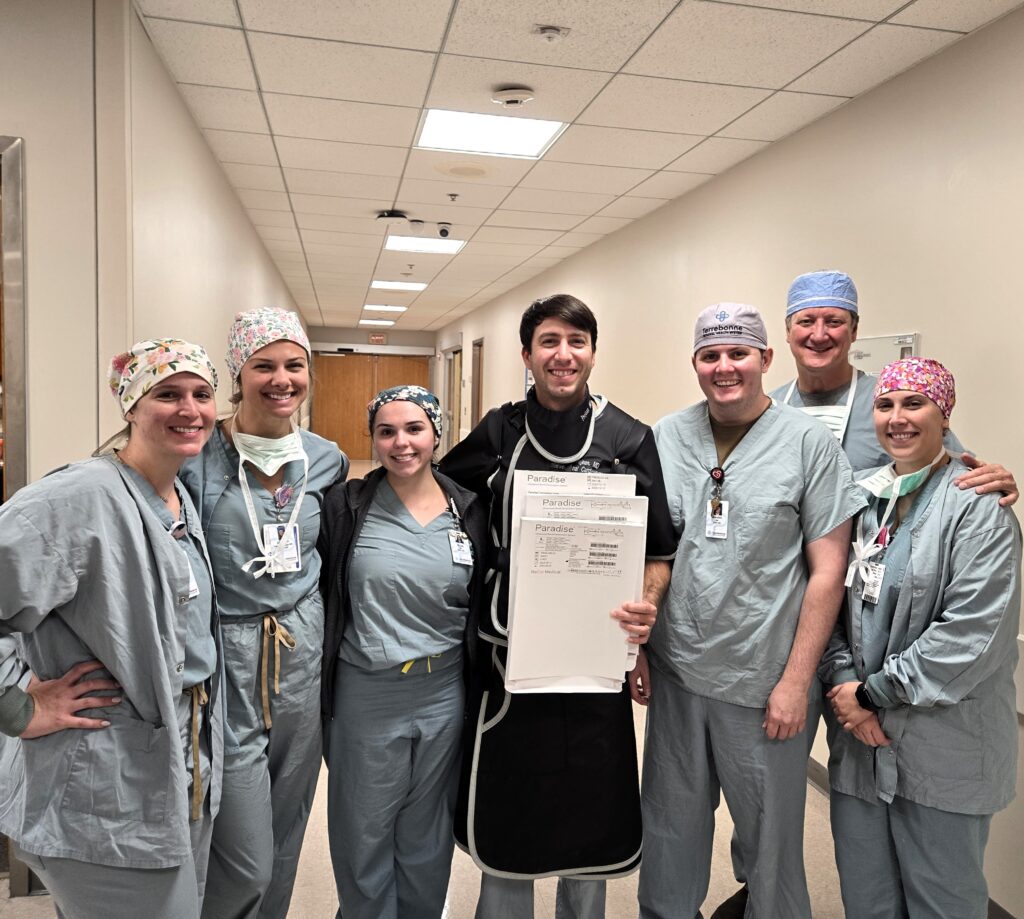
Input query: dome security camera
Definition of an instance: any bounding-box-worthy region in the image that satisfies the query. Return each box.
[438,222,452,238]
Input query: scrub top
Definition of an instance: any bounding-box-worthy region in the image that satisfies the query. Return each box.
[772,370,965,474]
[122,464,216,687]
[340,480,471,670]
[651,401,865,707]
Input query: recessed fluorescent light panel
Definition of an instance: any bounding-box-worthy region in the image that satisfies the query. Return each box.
[385,234,465,255]
[417,109,565,159]
[371,280,427,291]
[359,318,395,327]
[364,304,408,313]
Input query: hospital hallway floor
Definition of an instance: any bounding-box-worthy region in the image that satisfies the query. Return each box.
[0,702,844,918]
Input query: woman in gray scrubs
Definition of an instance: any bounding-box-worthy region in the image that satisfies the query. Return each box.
[319,386,487,919]
[179,308,347,919]
[0,340,222,919]
[822,358,1021,919]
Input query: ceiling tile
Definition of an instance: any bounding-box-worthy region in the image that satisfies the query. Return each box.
[520,161,652,195]
[402,149,534,187]
[236,188,291,210]
[542,245,586,257]
[550,231,605,248]
[284,168,399,199]
[598,196,665,219]
[485,210,581,231]
[257,226,300,242]
[276,137,407,176]
[250,33,434,106]
[471,227,563,245]
[665,137,769,173]
[397,202,496,226]
[459,241,545,258]
[239,0,452,50]
[626,3,870,88]
[305,242,382,258]
[178,85,268,133]
[264,238,304,253]
[300,229,382,249]
[290,194,392,217]
[570,215,633,235]
[223,162,285,191]
[205,129,278,165]
[717,90,848,141]
[247,208,296,228]
[500,187,616,216]
[146,20,256,89]
[890,0,1024,31]
[318,311,362,324]
[626,171,712,199]
[445,0,678,71]
[525,256,564,270]
[580,74,771,135]
[427,54,609,122]
[264,95,419,146]
[398,177,511,209]
[296,213,386,234]
[139,0,240,26]
[788,24,960,96]
[545,124,701,169]
[732,0,906,17]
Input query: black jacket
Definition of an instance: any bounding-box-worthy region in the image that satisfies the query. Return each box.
[317,465,488,719]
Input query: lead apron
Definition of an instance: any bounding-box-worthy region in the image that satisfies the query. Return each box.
[457,405,642,878]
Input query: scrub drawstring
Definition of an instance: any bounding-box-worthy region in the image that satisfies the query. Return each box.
[261,614,296,729]
[187,683,209,821]
[401,654,443,675]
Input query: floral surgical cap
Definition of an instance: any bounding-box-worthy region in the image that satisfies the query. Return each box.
[875,357,956,419]
[108,339,218,418]
[367,385,443,440]
[226,307,311,380]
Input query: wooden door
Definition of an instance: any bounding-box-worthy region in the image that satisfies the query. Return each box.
[311,353,430,461]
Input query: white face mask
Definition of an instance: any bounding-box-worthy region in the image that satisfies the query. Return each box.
[855,447,948,500]
[232,423,306,476]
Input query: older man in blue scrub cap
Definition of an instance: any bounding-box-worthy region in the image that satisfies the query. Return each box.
[635,304,865,919]
[708,271,1019,918]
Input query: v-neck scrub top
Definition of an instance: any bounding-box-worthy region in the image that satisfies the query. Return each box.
[341,480,471,670]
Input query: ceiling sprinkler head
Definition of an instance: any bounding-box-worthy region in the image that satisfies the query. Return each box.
[532,24,570,44]
[492,85,535,107]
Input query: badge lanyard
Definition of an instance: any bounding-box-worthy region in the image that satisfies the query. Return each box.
[705,465,729,539]
[447,495,474,566]
[239,451,309,579]
[784,372,858,446]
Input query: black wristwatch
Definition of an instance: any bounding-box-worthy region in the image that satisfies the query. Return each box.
[855,682,880,713]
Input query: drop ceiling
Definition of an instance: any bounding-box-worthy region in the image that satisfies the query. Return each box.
[136,0,1023,331]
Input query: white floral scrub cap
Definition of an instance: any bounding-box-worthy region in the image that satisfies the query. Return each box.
[108,339,219,418]
[226,307,311,380]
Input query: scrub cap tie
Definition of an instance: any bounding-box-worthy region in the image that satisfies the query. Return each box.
[108,339,219,419]
[226,307,311,380]
[693,303,768,355]
[368,385,443,440]
[786,270,858,318]
[875,358,956,420]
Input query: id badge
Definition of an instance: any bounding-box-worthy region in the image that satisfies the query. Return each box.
[449,529,474,566]
[263,523,302,573]
[705,500,729,539]
[860,561,885,604]
[186,558,200,600]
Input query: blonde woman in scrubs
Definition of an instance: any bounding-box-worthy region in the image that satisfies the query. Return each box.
[0,340,222,919]
[179,308,347,919]
[823,358,1020,919]
[319,386,487,919]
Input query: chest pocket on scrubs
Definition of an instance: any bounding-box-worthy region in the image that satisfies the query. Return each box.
[739,503,799,561]
[60,721,171,823]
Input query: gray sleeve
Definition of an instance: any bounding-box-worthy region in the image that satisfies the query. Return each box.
[0,685,33,737]
[799,431,867,543]
[818,607,859,686]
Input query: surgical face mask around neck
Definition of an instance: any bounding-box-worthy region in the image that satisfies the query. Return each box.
[856,448,948,500]
[232,423,306,476]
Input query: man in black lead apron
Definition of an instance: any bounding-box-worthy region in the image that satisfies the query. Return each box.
[440,294,677,919]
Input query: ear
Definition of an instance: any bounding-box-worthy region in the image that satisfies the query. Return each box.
[761,347,774,373]
[521,346,531,368]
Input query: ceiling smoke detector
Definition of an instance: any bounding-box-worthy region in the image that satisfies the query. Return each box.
[491,85,535,108]
[376,209,408,226]
[532,24,570,44]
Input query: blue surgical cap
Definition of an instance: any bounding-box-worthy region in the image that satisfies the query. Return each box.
[786,270,858,318]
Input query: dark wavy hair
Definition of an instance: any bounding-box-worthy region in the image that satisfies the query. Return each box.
[519,294,598,352]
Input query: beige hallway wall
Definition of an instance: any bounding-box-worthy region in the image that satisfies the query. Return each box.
[437,8,1024,914]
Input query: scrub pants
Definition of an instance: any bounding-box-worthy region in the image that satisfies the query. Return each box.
[475,874,606,919]
[638,681,811,919]
[14,689,214,919]
[201,593,324,919]
[326,651,464,919]
[830,791,992,919]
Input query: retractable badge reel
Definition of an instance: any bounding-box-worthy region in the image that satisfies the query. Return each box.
[706,466,729,539]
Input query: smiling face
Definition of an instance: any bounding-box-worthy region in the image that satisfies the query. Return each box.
[238,340,309,423]
[522,317,596,412]
[372,400,437,481]
[786,307,857,379]
[873,390,947,474]
[125,372,217,462]
[693,344,773,424]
